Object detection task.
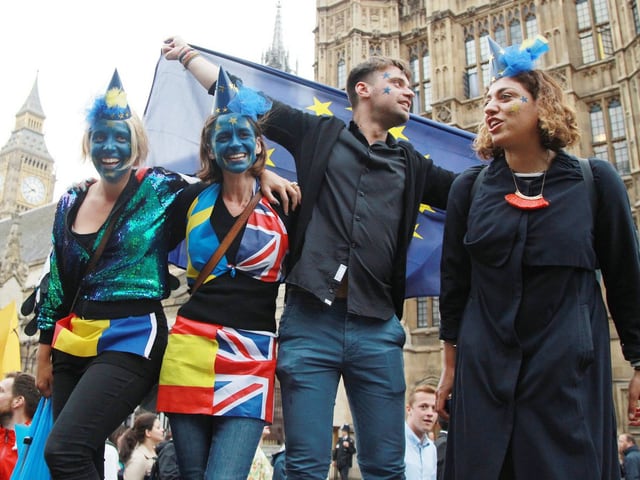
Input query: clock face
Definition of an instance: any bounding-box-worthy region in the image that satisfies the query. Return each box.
[20,175,46,205]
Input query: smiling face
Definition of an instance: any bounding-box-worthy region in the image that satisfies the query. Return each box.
[89,119,132,183]
[483,76,540,150]
[210,114,262,174]
[361,66,415,128]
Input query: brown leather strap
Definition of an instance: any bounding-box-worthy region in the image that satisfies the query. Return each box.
[190,190,263,295]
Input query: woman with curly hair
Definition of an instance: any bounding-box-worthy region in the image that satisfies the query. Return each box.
[435,36,640,479]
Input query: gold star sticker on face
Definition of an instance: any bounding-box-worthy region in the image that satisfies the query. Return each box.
[510,104,521,113]
[229,116,238,124]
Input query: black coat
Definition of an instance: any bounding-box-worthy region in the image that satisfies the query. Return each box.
[440,153,640,479]
[332,435,356,469]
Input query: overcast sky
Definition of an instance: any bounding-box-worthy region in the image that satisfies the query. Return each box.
[0,0,315,198]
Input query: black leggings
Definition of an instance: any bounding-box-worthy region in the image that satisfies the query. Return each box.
[44,322,167,480]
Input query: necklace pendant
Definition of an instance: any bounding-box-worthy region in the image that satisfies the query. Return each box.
[505,192,550,210]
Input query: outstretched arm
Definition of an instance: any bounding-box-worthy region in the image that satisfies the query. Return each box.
[162,36,219,89]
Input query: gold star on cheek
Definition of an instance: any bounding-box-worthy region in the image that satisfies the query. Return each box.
[388,126,409,141]
[413,223,423,240]
[510,104,520,113]
[306,97,333,116]
[266,148,276,167]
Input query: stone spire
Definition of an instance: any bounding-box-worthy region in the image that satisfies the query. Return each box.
[262,1,294,74]
[0,215,28,285]
[0,74,53,159]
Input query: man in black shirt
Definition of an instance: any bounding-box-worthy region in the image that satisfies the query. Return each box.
[162,36,456,480]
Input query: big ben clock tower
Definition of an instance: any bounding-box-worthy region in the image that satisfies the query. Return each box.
[0,75,55,219]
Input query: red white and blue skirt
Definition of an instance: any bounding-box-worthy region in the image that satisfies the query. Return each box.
[156,315,277,422]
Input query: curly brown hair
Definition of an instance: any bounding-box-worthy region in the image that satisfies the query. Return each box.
[197,113,268,183]
[474,70,580,160]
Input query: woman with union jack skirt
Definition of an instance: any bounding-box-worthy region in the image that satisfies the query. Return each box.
[156,66,295,480]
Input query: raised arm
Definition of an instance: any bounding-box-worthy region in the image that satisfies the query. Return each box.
[162,36,219,89]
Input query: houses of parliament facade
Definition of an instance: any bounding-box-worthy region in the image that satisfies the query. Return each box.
[2,0,639,443]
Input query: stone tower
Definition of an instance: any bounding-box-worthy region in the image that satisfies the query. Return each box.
[0,75,55,219]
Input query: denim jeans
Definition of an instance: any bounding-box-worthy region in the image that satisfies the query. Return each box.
[168,413,265,480]
[276,291,407,480]
[45,321,167,480]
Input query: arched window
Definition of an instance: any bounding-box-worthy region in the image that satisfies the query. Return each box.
[337,59,346,90]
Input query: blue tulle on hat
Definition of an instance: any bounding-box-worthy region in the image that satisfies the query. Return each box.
[86,69,132,125]
[212,67,271,120]
[488,35,549,81]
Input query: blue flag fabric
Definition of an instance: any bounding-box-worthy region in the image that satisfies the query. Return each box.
[143,45,481,298]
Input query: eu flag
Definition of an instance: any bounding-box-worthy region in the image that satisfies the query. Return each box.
[143,45,480,297]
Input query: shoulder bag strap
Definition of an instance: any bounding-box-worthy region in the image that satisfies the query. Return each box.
[190,190,263,295]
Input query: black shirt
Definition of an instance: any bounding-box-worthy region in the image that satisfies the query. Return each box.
[287,122,406,320]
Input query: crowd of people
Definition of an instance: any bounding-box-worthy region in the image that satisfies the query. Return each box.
[4,28,636,480]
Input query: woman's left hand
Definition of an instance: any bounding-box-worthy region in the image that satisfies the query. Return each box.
[260,169,301,215]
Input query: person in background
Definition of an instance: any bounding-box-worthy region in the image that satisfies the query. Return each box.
[436,35,640,479]
[619,433,640,480]
[404,383,437,480]
[248,426,275,480]
[332,425,356,480]
[35,70,298,480]
[155,67,293,480]
[161,35,456,480]
[434,416,448,480]
[0,372,40,480]
[119,412,164,480]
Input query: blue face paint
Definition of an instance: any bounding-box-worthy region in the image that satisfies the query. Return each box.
[211,114,259,174]
[90,119,132,183]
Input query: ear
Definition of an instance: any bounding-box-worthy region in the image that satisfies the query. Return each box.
[11,395,24,410]
[355,81,371,100]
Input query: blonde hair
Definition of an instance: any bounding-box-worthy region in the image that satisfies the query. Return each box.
[474,70,580,160]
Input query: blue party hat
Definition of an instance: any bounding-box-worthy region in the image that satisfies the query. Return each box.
[488,35,549,81]
[87,69,132,124]
[212,66,271,120]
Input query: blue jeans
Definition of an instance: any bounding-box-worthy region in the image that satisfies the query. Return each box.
[276,291,406,479]
[168,413,265,480]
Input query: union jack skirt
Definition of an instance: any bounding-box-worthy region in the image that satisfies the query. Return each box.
[156,315,277,422]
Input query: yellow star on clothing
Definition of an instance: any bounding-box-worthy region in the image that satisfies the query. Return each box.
[413,223,423,240]
[266,148,276,167]
[389,126,409,141]
[419,203,435,214]
[306,97,333,116]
